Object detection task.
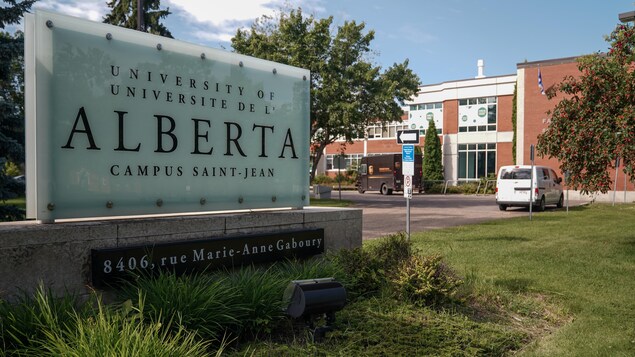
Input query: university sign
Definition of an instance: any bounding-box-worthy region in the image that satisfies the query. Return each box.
[25,10,310,221]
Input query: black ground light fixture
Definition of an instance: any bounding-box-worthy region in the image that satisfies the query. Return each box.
[283,278,347,341]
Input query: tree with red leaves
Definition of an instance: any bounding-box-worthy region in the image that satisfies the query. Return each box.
[537,24,635,193]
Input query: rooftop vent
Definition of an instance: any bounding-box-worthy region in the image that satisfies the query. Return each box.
[475,59,485,79]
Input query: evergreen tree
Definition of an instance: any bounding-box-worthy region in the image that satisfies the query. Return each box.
[232,8,420,180]
[103,0,173,38]
[422,119,443,181]
[0,0,35,221]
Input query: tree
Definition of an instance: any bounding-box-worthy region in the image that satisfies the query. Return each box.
[422,119,443,181]
[0,1,35,221]
[231,8,420,180]
[103,0,173,38]
[537,23,635,193]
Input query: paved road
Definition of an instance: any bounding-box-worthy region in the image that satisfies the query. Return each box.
[329,190,584,240]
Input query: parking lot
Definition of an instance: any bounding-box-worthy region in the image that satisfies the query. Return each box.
[328,190,584,240]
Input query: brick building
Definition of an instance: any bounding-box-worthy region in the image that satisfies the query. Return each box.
[319,58,634,201]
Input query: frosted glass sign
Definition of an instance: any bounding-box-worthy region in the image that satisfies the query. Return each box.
[25,10,310,221]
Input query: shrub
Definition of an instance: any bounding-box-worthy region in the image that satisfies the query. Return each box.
[312,174,334,185]
[116,271,245,342]
[332,233,463,308]
[275,257,344,282]
[216,266,288,338]
[331,233,412,298]
[330,247,382,297]
[423,181,446,193]
[0,286,82,354]
[36,294,213,357]
[391,254,463,307]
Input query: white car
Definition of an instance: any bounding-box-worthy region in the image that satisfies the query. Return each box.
[495,165,564,211]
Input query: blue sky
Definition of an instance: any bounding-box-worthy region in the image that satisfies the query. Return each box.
[5,0,635,84]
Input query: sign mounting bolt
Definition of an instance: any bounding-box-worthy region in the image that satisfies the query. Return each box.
[47,203,55,211]
[156,199,163,207]
[46,20,53,28]
[238,197,244,204]
[156,43,162,51]
[200,198,206,205]
[106,201,113,209]
[106,33,112,40]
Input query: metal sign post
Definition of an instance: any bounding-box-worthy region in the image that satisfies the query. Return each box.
[565,170,570,214]
[529,144,535,221]
[402,144,415,240]
[613,157,620,207]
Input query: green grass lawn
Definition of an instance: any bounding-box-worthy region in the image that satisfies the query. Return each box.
[411,204,635,356]
[309,197,353,207]
[1,196,25,210]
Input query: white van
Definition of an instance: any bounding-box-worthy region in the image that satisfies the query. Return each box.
[495,165,564,211]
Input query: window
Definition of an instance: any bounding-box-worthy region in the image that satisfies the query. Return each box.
[457,143,496,180]
[500,168,531,180]
[326,154,364,171]
[366,123,409,139]
[405,102,443,134]
[458,97,497,132]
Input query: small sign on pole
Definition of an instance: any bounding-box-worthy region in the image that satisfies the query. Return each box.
[404,175,412,199]
[402,144,415,176]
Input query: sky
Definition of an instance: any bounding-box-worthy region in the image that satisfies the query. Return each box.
[5,0,635,85]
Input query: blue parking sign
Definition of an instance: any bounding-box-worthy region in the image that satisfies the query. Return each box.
[402,145,415,162]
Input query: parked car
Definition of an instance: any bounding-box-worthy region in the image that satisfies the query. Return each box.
[13,175,25,184]
[495,165,563,211]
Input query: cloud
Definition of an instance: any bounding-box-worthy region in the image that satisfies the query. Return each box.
[34,0,107,22]
[165,0,283,26]
[165,0,327,47]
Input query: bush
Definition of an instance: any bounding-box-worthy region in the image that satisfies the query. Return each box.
[116,271,245,342]
[0,286,81,354]
[216,266,288,338]
[37,294,213,357]
[391,254,463,307]
[332,233,463,307]
[422,181,446,193]
[331,233,412,297]
[312,174,334,185]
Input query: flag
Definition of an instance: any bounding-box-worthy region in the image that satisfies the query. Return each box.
[538,67,545,95]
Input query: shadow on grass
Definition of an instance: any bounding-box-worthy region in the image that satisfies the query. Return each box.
[456,235,530,242]
[494,278,534,293]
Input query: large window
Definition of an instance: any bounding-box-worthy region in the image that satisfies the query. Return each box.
[326,154,364,171]
[366,123,409,139]
[457,143,496,180]
[458,97,497,132]
[408,102,443,135]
